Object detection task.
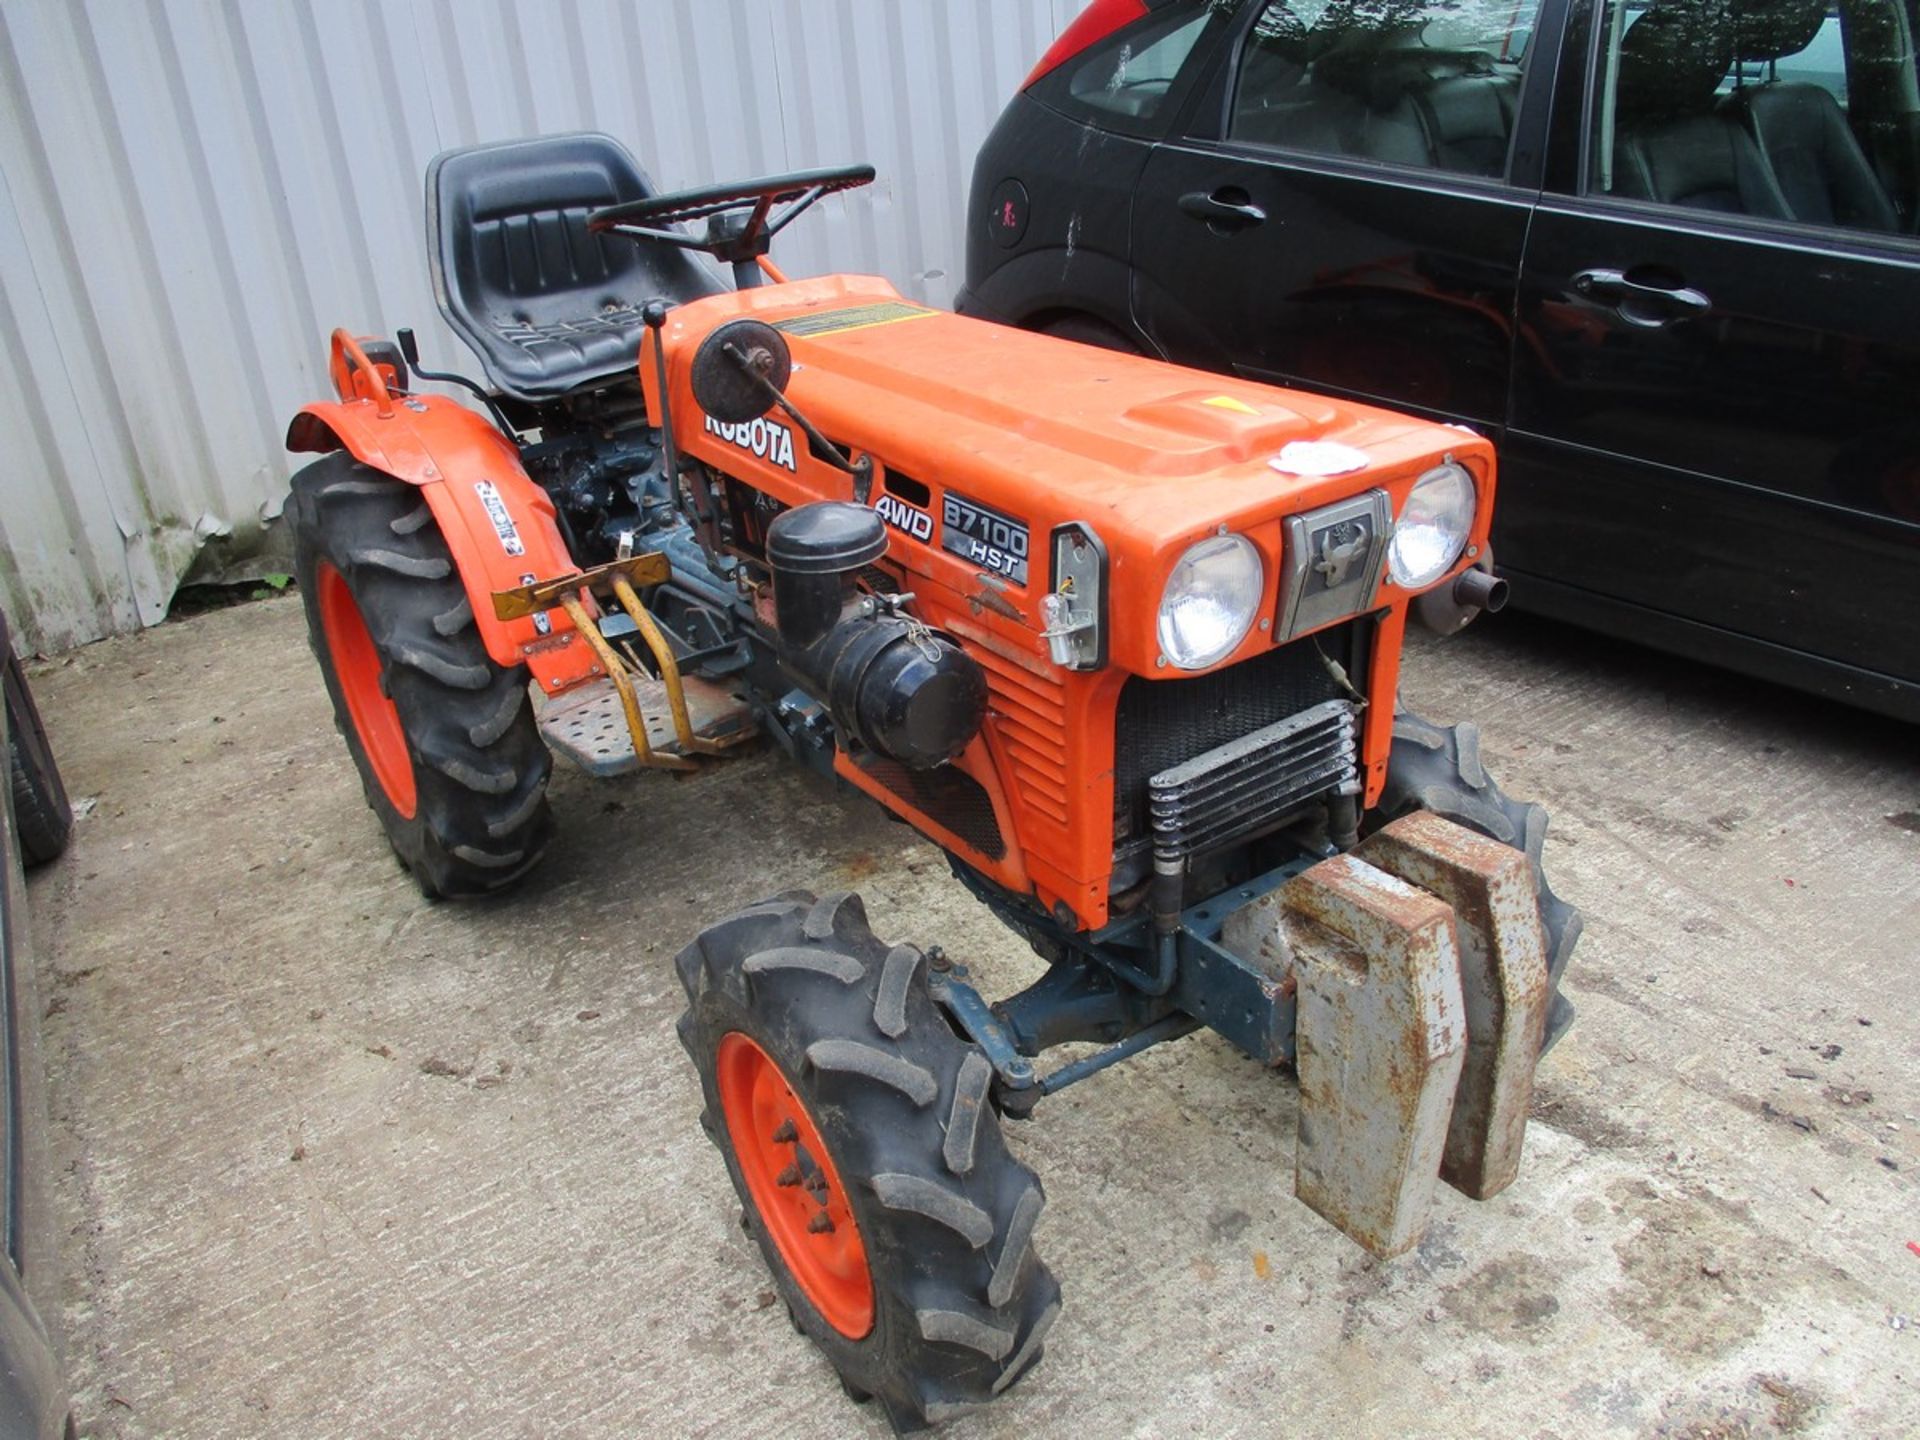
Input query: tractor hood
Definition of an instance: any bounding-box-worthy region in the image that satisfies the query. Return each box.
[657,274,1491,545]
[654,273,1496,682]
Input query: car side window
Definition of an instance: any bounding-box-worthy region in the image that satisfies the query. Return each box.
[1060,8,1215,124]
[1587,0,1920,234]
[1227,0,1542,178]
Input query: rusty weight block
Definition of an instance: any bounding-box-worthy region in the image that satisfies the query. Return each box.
[1279,854,1467,1258]
[1356,812,1549,1201]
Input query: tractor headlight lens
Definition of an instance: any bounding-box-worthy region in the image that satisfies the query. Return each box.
[1157,534,1263,670]
[1388,462,1476,590]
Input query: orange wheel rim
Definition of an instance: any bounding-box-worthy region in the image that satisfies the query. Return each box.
[717,1032,874,1338]
[316,562,417,819]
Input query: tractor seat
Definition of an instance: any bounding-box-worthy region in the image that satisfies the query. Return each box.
[426,132,722,402]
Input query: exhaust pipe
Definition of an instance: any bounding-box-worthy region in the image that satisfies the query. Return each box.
[1453,567,1509,614]
[1414,552,1508,636]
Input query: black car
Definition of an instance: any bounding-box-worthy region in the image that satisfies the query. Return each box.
[959,0,1920,720]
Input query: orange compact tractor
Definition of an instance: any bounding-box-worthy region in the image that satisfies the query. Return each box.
[287,134,1580,1429]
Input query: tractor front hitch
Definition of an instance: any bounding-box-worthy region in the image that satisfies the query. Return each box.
[935,812,1550,1256]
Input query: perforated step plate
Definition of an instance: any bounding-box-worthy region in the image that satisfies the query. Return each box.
[535,674,754,777]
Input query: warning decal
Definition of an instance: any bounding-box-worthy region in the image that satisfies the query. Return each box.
[474,480,526,557]
[772,301,937,338]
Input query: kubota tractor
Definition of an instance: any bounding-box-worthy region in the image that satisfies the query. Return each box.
[286,134,1580,1430]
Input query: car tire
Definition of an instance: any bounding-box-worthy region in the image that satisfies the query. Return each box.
[3,638,71,866]
[1036,314,1142,354]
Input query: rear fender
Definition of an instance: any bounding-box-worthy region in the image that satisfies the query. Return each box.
[287,394,602,694]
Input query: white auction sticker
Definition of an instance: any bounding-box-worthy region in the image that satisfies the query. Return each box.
[1269,440,1370,477]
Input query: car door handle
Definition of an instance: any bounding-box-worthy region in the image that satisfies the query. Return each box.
[1571,267,1712,328]
[1179,188,1266,230]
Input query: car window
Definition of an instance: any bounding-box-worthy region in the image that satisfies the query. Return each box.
[1587,0,1920,233]
[1735,13,1846,98]
[1062,7,1215,123]
[1227,0,1543,178]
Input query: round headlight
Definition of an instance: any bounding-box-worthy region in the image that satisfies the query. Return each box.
[1388,462,1476,589]
[1158,534,1264,670]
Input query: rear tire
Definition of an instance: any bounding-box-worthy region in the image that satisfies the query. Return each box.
[676,890,1059,1431]
[3,635,71,866]
[1035,314,1141,354]
[1370,711,1581,1050]
[289,453,551,898]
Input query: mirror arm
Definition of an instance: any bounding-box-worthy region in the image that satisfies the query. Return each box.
[720,340,871,500]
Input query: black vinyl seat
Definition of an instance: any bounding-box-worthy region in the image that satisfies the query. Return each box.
[1412,71,1519,175]
[426,132,722,402]
[1612,0,1793,217]
[1723,0,1899,230]
[1235,24,1522,178]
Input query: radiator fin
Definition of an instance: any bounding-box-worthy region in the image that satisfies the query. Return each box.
[1149,700,1358,861]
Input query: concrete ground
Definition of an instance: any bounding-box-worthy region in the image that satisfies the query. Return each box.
[20,593,1920,1438]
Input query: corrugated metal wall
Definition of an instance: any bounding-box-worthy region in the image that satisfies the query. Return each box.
[0,0,1079,653]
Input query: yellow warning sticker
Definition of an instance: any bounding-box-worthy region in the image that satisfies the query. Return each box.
[772,300,938,338]
[1202,395,1260,414]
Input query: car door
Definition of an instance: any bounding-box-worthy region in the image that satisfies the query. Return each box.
[1128,0,1570,429]
[1502,0,1920,709]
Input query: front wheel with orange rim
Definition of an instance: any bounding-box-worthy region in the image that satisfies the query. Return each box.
[716,1032,873,1338]
[676,889,1060,1432]
[290,452,553,899]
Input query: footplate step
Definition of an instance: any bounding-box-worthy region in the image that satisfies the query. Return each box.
[536,674,754,778]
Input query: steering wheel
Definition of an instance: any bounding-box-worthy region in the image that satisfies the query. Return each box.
[587,164,875,281]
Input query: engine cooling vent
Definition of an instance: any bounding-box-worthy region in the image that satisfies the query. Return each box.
[1148,699,1358,862]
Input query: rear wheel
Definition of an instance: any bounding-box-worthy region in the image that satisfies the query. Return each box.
[1370,711,1581,1050]
[1035,313,1141,354]
[676,890,1059,1431]
[289,453,552,898]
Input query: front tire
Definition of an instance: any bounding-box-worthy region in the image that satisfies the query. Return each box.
[676,890,1059,1431]
[289,453,552,898]
[1371,711,1581,1050]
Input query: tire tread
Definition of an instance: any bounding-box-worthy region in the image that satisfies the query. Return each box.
[1377,710,1580,1048]
[289,453,551,898]
[679,889,1059,1428]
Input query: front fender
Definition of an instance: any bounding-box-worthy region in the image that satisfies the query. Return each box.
[288,395,598,691]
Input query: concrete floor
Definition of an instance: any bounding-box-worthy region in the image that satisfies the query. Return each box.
[20,593,1920,1438]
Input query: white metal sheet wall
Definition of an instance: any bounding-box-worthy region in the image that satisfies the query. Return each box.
[0,0,1079,653]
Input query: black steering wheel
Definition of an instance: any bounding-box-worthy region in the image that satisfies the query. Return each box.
[587,164,875,283]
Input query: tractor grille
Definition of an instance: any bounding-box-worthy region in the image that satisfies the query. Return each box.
[973,646,1069,827]
[1112,629,1355,853]
[855,753,1007,860]
[1149,699,1358,861]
